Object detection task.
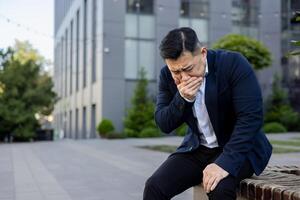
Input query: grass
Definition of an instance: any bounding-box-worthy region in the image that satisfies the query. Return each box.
[272,146,300,154]
[138,145,177,153]
[139,144,300,154]
[270,140,300,147]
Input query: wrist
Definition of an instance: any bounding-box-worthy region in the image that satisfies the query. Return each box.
[179,92,195,102]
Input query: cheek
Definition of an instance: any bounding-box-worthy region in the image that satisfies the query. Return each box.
[172,75,181,84]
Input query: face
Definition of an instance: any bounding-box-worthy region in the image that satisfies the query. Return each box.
[165,47,207,85]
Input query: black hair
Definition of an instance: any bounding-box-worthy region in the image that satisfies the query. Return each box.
[159,27,201,60]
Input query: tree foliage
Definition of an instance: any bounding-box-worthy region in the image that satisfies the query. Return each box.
[212,34,272,70]
[123,68,160,137]
[264,74,300,131]
[0,41,56,141]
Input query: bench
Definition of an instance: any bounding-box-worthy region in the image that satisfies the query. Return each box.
[194,166,300,200]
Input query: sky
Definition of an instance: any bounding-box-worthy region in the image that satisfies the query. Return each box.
[0,0,53,65]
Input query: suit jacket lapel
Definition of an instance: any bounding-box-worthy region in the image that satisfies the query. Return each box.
[205,50,219,136]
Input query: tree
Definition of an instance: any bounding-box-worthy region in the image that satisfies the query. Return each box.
[0,41,56,141]
[123,68,160,137]
[212,34,272,70]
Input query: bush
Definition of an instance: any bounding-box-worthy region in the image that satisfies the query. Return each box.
[124,128,137,138]
[264,74,300,131]
[175,124,188,136]
[139,127,161,138]
[97,119,115,138]
[212,34,271,70]
[123,68,159,137]
[105,132,126,139]
[263,122,287,133]
[265,105,299,131]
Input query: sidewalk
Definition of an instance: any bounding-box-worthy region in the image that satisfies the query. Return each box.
[0,138,191,200]
[0,134,299,200]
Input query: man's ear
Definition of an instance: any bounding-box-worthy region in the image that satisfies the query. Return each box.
[200,47,207,58]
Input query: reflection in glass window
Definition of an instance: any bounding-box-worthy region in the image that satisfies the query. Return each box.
[127,0,154,14]
[231,0,259,39]
[125,40,155,80]
[125,14,155,39]
[125,40,138,79]
[125,0,155,80]
[179,0,209,44]
[139,41,155,80]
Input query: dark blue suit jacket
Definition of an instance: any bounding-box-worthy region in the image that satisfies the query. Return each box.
[155,49,272,177]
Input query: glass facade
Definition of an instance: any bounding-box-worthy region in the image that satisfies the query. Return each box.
[91,0,97,83]
[125,0,156,80]
[179,0,209,45]
[70,20,73,94]
[76,9,80,91]
[83,0,87,88]
[231,0,260,39]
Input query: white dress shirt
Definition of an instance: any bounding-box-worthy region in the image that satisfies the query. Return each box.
[182,60,219,148]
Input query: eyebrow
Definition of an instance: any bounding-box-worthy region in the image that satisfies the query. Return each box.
[182,65,193,70]
[171,64,193,73]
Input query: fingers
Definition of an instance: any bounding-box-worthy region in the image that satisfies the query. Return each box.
[184,77,203,87]
[203,174,221,193]
[185,78,202,88]
[210,177,221,191]
[202,164,229,193]
[184,82,201,96]
[177,76,203,100]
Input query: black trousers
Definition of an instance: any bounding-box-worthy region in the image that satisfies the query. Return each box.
[143,145,254,200]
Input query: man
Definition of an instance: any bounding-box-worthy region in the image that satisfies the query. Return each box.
[143,27,272,200]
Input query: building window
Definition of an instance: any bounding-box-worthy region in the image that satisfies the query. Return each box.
[92,0,97,83]
[82,106,87,138]
[125,0,155,80]
[91,104,96,138]
[127,0,154,14]
[83,0,87,88]
[179,0,209,45]
[231,0,260,39]
[76,9,80,91]
[61,37,64,97]
[70,20,73,95]
[64,112,67,138]
[69,110,72,138]
[75,108,79,139]
[65,29,68,97]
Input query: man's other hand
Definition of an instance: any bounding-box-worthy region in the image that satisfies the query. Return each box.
[202,163,229,193]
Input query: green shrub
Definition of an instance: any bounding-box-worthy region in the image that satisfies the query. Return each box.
[264,74,300,131]
[97,119,115,138]
[263,122,287,133]
[175,124,188,136]
[123,68,158,137]
[139,127,161,138]
[212,34,271,70]
[105,132,126,139]
[124,128,137,138]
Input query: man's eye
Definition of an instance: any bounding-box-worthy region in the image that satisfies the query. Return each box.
[184,67,193,72]
[173,71,180,75]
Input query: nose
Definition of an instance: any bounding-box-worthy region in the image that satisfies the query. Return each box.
[181,72,190,82]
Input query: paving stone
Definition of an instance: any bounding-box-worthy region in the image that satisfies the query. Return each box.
[0,135,299,200]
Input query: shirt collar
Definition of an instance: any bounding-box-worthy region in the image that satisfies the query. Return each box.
[205,59,209,77]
